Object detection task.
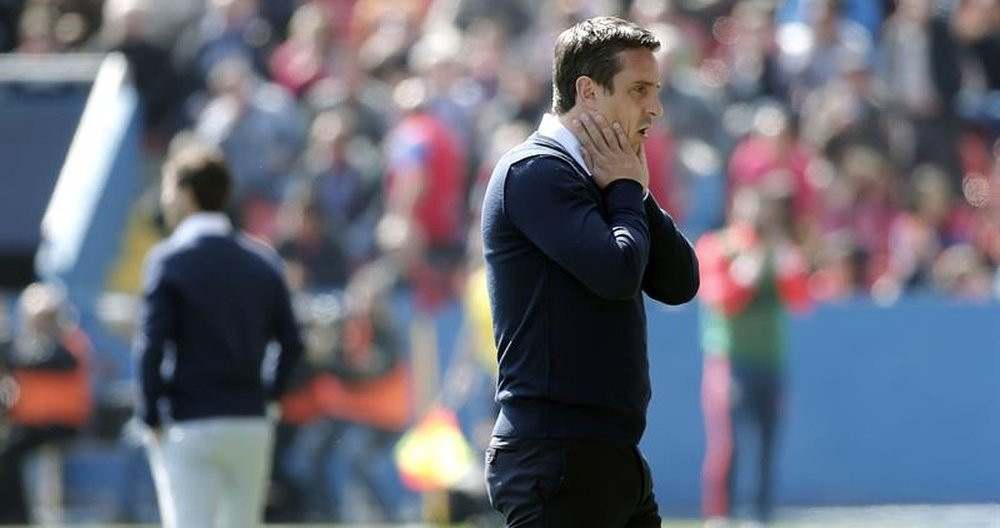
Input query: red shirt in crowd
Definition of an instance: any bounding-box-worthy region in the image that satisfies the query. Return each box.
[385,112,465,247]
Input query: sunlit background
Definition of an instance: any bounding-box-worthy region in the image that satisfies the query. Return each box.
[0,0,999,526]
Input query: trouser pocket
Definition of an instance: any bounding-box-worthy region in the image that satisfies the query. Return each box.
[485,439,566,520]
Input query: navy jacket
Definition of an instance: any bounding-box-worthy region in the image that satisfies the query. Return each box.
[481,133,699,446]
[134,230,304,428]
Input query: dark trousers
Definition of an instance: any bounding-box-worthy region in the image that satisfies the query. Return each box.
[485,437,660,528]
[0,424,75,524]
[702,358,781,522]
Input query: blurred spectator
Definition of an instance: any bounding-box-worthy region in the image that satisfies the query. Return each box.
[267,349,321,523]
[450,0,532,38]
[352,0,430,80]
[471,121,531,205]
[379,77,466,313]
[269,2,332,98]
[0,282,93,524]
[808,231,870,300]
[0,295,7,339]
[931,243,994,299]
[351,0,431,42]
[800,50,888,163]
[173,0,275,86]
[776,0,884,38]
[275,188,349,292]
[644,120,686,220]
[880,0,964,183]
[632,0,710,74]
[0,0,25,52]
[776,0,872,111]
[305,66,391,144]
[102,0,185,143]
[111,0,200,50]
[880,164,975,296]
[194,55,305,235]
[299,109,383,271]
[953,0,1000,92]
[476,63,549,152]
[308,0,360,49]
[283,262,411,522]
[817,147,899,288]
[696,186,810,527]
[966,143,1000,269]
[727,103,818,242]
[410,26,479,155]
[256,0,295,44]
[712,0,786,102]
[15,1,59,53]
[14,0,103,53]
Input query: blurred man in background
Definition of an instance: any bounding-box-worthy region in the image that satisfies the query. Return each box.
[380,76,466,314]
[696,185,810,527]
[0,0,24,52]
[0,282,93,524]
[134,144,304,528]
[194,55,306,238]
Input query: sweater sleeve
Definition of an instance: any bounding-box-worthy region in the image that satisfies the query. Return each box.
[641,193,700,305]
[505,157,650,300]
[133,247,174,428]
[269,272,304,400]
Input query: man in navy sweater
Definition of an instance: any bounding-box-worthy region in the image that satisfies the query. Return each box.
[481,16,699,527]
[134,145,303,528]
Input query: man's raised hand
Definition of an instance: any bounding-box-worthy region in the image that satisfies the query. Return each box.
[573,111,647,191]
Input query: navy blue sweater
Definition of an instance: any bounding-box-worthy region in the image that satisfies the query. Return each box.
[481,133,699,446]
[134,233,304,427]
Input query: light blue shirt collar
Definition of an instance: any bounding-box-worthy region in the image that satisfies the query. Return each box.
[537,113,591,175]
[170,212,232,247]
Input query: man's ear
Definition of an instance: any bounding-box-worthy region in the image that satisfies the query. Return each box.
[177,183,199,214]
[575,76,598,109]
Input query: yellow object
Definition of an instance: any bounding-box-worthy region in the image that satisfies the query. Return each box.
[394,406,475,492]
[106,205,160,294]
[464,266,497,373]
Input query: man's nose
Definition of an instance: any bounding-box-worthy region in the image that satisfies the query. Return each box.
[647,97,663,118]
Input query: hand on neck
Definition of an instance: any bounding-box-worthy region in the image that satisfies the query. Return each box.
[556,106,587,131]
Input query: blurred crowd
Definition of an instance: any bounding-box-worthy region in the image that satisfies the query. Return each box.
[1,0,1000,523]
[0,0,998,304]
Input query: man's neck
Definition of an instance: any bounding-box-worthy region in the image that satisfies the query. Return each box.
[537,112,590,175]
[556,112,574,131]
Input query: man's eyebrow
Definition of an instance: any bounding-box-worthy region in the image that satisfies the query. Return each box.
[632,80,661,89]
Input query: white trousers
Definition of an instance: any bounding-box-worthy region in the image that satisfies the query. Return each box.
[145,417,273,528]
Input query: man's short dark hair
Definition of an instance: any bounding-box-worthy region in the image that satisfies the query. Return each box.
[551,16,660,114]
[166,145,231,212]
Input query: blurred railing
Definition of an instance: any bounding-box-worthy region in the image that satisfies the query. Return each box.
[0,53,104,83]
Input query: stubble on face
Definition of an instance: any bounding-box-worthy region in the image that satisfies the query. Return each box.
[593,48,661,151]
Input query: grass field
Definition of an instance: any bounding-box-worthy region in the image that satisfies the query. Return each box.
[0,525,915,528]
[13,504,1000,528]
[0,521,987,528]
[0,525,956,528]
